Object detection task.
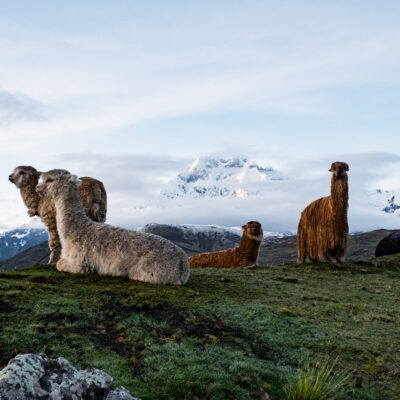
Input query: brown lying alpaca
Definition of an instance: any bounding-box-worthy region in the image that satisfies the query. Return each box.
[9,165,107,264]
[297,161,349,264]
[189,221,263,269]
[375,231,400,257]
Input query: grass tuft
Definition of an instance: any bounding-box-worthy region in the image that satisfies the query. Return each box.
[283,358,348,400]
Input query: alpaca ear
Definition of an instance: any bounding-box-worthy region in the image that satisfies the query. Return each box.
[344,163,349,171]
[68,175,81,185]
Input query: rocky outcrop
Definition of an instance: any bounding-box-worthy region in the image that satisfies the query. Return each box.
[141,223,242,256]
[375,231,400,257]
[0,354,140,400]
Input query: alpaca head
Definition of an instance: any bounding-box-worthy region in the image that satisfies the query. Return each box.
[9,166,41,188]
[242,221,263,241]
[329,161,349,179]
[36,169,82,199]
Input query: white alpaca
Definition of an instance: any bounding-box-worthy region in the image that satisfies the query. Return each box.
[36,169,190,285]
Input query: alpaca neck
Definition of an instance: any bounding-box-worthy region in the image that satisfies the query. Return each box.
[239,233,261,261]
[330,175,348,215]
[53,185,90,239]
[20,179,40,214]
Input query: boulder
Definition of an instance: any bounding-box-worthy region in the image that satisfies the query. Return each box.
[375,231,400,257]
[0,353,140,400]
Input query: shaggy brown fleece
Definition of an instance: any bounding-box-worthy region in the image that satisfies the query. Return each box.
[297,161,349,264]
[79,177,107,223]
[9,166,107,264]
[189,221,263,269]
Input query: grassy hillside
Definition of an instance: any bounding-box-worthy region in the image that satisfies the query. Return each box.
[1,259,399,399]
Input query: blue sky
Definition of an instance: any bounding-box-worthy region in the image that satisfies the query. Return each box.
[1,1,400,230]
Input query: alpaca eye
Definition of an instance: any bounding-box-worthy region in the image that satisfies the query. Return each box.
[46,178,54,183]
[19,171,25,175]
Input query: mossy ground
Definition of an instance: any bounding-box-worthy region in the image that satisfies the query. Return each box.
[0,259,399,399]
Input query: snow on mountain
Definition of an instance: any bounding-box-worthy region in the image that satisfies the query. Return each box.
[0,217,48,261]
[140,223,288,239]
[373,189,400,216]
[161,157,283,199]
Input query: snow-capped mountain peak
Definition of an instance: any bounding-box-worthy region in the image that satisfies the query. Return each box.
[162,156,282,199]
[0,217,48,261]
[374,189,400,215]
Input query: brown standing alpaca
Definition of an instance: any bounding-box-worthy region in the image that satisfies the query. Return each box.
[9,166,107,264]
[297,161,349,264]
[189,221,263,268]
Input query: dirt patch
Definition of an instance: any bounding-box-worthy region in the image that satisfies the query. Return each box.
[40,312,78,325]
[0,300,15,313]
[273,277,299,283]
[0,274,24,280]
[104,300,284,363]
[78,323,145,377]
[28,276,56,284]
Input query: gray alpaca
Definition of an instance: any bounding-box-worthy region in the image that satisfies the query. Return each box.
[9,165,107,264]
[36,169,190,285]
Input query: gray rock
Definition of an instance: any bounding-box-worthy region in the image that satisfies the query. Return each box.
[0,354,140,400]
[107,387,139,400]
[384,362,399,376]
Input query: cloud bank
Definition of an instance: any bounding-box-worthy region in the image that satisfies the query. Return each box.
[3,151,396,234]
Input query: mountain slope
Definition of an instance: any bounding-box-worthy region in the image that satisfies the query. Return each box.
[161,157,282,199]
[0,219,48,261]
[0,241,49,270]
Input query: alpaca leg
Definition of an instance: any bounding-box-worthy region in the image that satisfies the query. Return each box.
[297,226,306,264]
[332,246,344,264]
[297,242,306,264]
[48,229,61,265]
[297,253,306,264]
[56,258,73,272]
[56,257,82,273]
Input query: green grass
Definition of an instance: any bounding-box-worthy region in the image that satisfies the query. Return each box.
[283,358,348,400]
[1,258,400,399]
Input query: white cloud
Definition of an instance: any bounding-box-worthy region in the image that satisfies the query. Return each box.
[0,1,399,152]
[0,2,400,232]
[0,90,44,126]
[2,151,400,232]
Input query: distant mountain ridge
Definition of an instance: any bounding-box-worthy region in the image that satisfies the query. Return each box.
[0,223,393,270]
[162,157,283,199]
[140,223,287,256]
[0,218,48,261]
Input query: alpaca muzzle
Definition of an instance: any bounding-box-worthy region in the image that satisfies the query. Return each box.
[8,174,15,183]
